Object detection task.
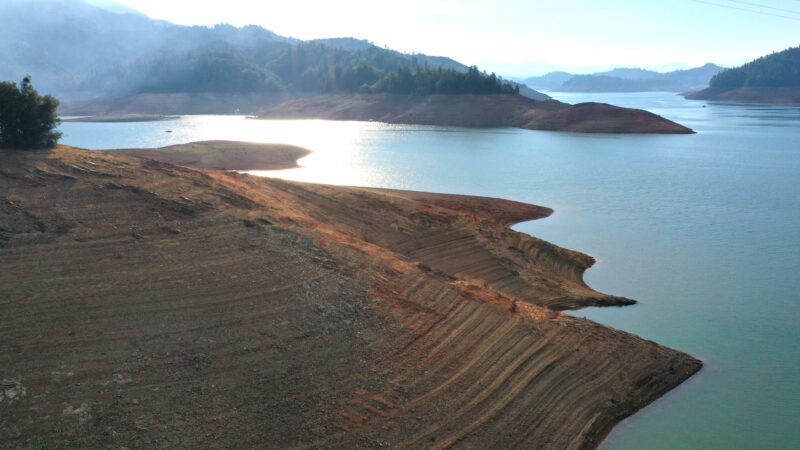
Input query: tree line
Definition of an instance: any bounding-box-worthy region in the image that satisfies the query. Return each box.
[710,46,800,88]
[365,66,519,95]
[90,44,519,97]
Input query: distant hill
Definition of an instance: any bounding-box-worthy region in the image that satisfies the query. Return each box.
[521,72,573,91]
[553,64,725,93]
[0,0,549,109]
[0,0,177,97]
[480,61,689,79]
[687,46,800,104]
[594,68,662,80]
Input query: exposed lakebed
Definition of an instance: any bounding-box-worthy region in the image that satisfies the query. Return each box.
[59,92,800,448]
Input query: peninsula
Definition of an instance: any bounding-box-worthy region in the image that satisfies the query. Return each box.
[0,142,701,448]
[116,141,312,171]
[259,93,695,134]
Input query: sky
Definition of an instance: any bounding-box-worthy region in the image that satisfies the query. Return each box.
[113,0,799,75]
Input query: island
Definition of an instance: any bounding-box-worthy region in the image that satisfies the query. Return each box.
[0,142,701,448]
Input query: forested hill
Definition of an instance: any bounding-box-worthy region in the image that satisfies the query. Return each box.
[709,46,800,88]
[367,67,519,95]
[686,47,800,104]
[0,0,547,103]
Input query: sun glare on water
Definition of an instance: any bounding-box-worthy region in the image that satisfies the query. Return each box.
[240,119,382,187]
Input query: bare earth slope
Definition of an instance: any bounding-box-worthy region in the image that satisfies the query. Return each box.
[0,146,700,449]
[258,93,694,134]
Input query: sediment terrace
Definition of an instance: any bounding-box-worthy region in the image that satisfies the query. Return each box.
[0,145,700,448]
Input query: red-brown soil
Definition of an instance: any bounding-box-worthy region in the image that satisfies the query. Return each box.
[0,145,701,448]
[258,93,695,134]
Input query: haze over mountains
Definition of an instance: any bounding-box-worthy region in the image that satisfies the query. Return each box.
[0,0,548,107]
[2,0,795,109]
[523,64,726,93]
[81,0,145,16]
[479,61,693,79]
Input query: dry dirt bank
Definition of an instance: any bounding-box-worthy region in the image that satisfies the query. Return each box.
[0,145,700,448]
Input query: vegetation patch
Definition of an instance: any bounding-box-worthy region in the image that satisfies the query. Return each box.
[0,77,61,149]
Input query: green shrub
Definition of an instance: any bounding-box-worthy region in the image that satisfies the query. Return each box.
[0,76,62,149]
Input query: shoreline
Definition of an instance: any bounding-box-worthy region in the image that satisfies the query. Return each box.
[62,114,180,123]
[257,93,695,134]
[684,86,800,105]
[0,143,700,448]
[357,187,554,227]
[114,140,313,171]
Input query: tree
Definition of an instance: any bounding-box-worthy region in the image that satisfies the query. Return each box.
[367,66,519,95]
[0,76,62,149]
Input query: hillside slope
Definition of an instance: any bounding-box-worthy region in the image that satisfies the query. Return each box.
[0,145,701,448]
[3,0,549,109]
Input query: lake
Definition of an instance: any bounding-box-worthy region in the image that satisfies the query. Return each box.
[60,92,800,449]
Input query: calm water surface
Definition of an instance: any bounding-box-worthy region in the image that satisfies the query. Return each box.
[60,92,800,449]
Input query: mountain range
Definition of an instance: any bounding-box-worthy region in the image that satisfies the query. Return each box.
[1,0,701,133]
[522,64,725,92]
[479,61,692,79]
[0,0,548,107]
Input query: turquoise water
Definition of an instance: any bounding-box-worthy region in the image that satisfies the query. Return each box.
[60,92,800,449]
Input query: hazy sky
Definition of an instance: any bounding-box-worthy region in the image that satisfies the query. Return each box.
[116,0,799,71]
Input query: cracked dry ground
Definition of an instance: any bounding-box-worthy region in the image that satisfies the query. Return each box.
[0,146,700,449]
